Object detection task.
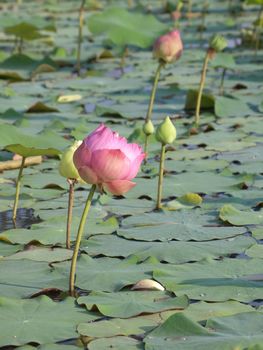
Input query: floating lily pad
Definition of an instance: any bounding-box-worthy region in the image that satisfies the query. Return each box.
[84,234,254,263]
[144,312,263,350]
[0,296,99,347]
[78,292,188,318]
[153,258,263,302]
[219,204,263,225]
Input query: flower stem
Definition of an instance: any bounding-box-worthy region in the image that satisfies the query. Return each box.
[144,61,164,160]
[66,179,76,249]
[188,0,192,16]
[120,46,129,71]
[194,50,210,127]
[18,37,23,54]
[219,68,226,95]
[156,144,165,210]
[69,184,96,297]
[12,156,26,221]
[254,5,263,56]
[76,0,86,76]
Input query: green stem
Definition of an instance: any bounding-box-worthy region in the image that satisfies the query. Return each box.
[254,5,263,55]
[66,179,76,249]
[144,61,164,159]
[200,0,208,41]
[228,0,233,13]
[76,0,86,76]
[144,135,149,163]
[18,37,23,54]
[156,144,165,210]
[120,46,129,71]
[12,156,26,221]
[219,68,226,95]
[69,184,96,296]
[194,50,210,127]
[188,0,192,16]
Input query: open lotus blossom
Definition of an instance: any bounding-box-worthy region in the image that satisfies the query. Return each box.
[73,124,145,195]
[153,30,183,63]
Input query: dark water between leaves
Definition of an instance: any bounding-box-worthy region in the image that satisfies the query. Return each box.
[0,208,41,233]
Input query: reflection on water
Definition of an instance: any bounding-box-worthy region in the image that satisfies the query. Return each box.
[0,208,41,233]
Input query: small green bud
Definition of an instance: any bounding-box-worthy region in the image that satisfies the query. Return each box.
[209,34,227,52]
[59,140,82,180]
[156,116,177,145]
[143,120,155,136]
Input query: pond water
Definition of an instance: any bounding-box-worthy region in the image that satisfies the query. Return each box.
[0,208,41,233]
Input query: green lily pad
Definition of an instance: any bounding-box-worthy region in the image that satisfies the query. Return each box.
[78,314,160,338]
[4,22,46,40]
[219,204,263,225]
[153,258,263,302]
[5,144,60,158]
[4,247,72,262]
[245,244,263,258]
[88,7,168,48]
[215,96,253,118]
[0,259,67,298]
[185,89,215,111]
[0,296,99,347]
[0,123,69,151]
[88,336,142,350]
[78,292,188,318]
[210,53,236,69]
[144,312,263,350]
[118,209,246,242]
[55,255,160,293]
[84,234,254,263]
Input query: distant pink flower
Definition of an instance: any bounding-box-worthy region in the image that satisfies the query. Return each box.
[73,124,145,195]
[153,30,183,63]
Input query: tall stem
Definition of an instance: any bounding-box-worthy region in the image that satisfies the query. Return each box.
[199,0,209,42]
[156,144,165,210]
[69,184,96,296]
[144,61,164,159]
[219,68,226,95]
[188,0,192,16]
[66,179,76,249]
[120,46,129,71]
[12,156,26,221]
[76,0,86,75]
[18,37,23,54]
[228,0,233,13]
[194,50,210,127]
[254,5,263,56]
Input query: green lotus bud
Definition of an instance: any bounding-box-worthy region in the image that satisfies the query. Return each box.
[59,140,82,180]
[209,34,227,52]
[143,120,155,136]
[156,116,177,145]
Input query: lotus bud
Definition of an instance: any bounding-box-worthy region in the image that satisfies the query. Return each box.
[209,34,227,53]
[153,30,183,63]
[143,120,155,136]
[59,140,82,180]
[156,116,177,145]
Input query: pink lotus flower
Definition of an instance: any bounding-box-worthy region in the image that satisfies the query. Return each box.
[153,30,183,63]
[73,124,145,195]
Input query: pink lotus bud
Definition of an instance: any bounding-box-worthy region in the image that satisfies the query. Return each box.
[73,124,145,195]
[153,30,183,63]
